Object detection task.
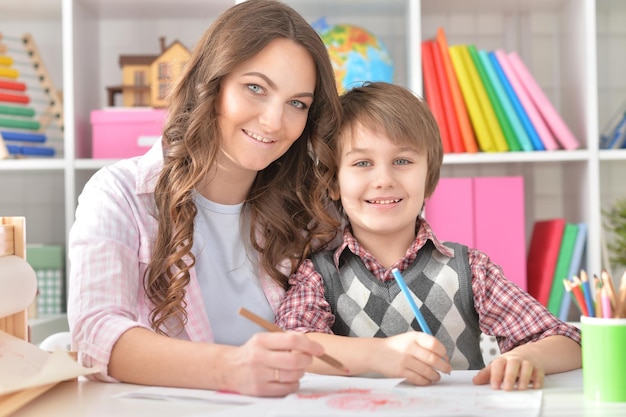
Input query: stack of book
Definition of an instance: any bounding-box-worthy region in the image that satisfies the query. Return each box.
[422,27,580,154]
[526,219,588,320]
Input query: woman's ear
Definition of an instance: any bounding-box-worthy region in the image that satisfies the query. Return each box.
[328,182,340,201]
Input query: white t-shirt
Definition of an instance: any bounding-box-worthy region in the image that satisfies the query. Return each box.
[192,191,274,346]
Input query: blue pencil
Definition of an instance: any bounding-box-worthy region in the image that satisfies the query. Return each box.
[391,268,432,335]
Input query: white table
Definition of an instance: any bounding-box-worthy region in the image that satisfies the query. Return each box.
[10,369,626,417]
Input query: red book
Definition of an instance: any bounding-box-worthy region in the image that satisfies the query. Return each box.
[431,36,464,153]
[526,218,566,306]
[422,40,452,153]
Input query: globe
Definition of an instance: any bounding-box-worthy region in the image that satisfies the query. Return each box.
[313,18,394,94]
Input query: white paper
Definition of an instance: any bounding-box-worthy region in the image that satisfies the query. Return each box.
[0,330,98,396]
[197,372,542,417]
[116,373,404,407]
[116,387,274,406]
[265,372,542,417]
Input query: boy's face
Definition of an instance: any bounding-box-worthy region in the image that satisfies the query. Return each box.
[337,123,427,246]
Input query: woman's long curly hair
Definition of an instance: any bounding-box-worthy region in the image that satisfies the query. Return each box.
[144,0,341,335]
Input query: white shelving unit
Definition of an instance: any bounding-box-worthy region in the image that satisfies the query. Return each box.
[2,0,626,337]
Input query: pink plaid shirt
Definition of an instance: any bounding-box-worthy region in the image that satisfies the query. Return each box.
[276,219,581,354]
[67,141,285,381]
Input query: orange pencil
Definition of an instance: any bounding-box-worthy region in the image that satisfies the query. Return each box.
[601,269,618,311]
[593,275,603,318]
[237,307,349,374]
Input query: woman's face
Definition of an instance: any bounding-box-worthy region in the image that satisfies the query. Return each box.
[215,37,317,175]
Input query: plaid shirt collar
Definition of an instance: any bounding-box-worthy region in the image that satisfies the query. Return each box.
[332,216,454,280]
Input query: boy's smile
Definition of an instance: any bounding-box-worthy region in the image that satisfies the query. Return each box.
[337,123,428,264]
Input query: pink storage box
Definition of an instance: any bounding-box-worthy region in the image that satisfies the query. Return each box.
[91,108,167,158]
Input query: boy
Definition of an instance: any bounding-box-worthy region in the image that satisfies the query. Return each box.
[276,82,581,391]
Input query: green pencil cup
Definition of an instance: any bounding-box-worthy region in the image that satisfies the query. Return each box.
[581,316,626,402]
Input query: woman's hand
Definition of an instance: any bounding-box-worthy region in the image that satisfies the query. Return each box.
[224,331,325,397]
[472,351,545,391]
[374,332,451,386]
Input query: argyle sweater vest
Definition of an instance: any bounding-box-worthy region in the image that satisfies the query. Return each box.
[311,240,484,370]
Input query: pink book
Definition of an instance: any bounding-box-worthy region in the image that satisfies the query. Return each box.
[507,51,580,150]
[424,177,474,246]
[494,50,558,151]
[473,177,527,290]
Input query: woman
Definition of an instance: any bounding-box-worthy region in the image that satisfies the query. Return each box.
[68,0,341,397]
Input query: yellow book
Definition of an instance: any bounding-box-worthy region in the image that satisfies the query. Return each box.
[448,45,495,152]
[459,45,508,152]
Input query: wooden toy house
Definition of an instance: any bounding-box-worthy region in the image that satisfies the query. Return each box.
[110,37,190,108]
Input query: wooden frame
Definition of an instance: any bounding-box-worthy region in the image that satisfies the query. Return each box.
[0,216,28,340]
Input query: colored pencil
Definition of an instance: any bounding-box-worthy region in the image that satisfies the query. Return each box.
[593,275,603,318]
[391,268,433,335]
[601,269,618,311]
[565,277,589,317]
[237,307,349,374]
[580,270,596,318]
[616,270,626,318]
[601,285,613,318]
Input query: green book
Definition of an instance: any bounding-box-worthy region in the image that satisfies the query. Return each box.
[546,223,579,315]
[468,45,520,152]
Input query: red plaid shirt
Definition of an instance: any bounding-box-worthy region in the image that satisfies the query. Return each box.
[275,217,581,353]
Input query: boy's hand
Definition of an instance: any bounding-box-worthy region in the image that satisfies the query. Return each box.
[472,352,545,391]
[376,332,451,386]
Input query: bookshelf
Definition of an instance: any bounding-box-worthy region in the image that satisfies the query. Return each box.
[1,0,625,338]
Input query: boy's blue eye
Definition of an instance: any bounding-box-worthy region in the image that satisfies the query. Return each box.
[247,84,262,93]
[355,161,371,167]
[395,158,410,165]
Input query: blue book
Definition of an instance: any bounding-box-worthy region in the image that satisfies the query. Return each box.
[558,222,587,321]
[488,52,544,151]
[606,112,626,149]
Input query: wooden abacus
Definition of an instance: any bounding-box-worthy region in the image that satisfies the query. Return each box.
[0,32,64,158]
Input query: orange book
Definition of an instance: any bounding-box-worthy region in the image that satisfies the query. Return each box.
[431,36,464,153]
[422,40,452,153]
[435,28,478,153]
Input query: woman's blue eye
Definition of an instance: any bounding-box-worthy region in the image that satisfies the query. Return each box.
[290,100,307,110]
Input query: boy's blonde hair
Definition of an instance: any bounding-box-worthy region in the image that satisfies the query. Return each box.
[329,82,443,200]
